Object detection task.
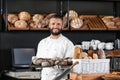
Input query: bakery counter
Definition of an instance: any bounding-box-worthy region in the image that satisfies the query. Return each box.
[102,72,120,80]
[69,72,105,80]
[3,71,41,80]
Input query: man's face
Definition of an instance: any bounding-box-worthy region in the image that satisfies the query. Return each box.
[49,18,63,35]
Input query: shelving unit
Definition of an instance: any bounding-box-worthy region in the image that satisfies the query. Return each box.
[1,0,120,31]
[2,0,64,31]
[0,0,120,75]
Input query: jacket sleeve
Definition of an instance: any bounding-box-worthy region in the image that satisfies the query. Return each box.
[36,39,44,58]
[64,41,75,58]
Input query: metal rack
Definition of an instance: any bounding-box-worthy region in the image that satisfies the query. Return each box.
[1,0,120,31]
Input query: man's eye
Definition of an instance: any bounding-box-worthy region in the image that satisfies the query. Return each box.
[57,23,61,25]
[52,23,55,25]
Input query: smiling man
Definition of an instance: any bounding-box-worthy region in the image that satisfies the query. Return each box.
[34,15,74,80]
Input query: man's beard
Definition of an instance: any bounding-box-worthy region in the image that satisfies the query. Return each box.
[49,28,62,36]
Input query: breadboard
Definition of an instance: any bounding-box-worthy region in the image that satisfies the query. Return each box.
[80,15,107,30]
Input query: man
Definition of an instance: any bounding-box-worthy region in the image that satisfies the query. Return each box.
[35,15,74,80]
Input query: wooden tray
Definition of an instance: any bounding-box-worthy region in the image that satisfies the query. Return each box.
[8,24,29,31]
[30,27,69,31]
[80,15,107,30]
[29,27,49,30]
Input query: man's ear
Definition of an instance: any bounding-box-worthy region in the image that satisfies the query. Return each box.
[62,25,64,29]
[62,26,64,29]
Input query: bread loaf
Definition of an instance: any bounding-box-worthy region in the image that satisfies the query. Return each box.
[87,49,94,57]
[65,10,78,20]
[74,47,83,59]
[45,13,56,19]
[32,14,44,23]
[98,49,106,59]
[14,20,27,28]
[41,61,51,67]
[18,11,31,21]
[93,53,98,59]
[81,52,88,59]
[8,14,18,24]
[70,18,83,29]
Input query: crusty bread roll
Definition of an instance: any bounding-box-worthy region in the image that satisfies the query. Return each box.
[41,61,51,67]
[116,22,120,26]
[103,16,114,19]
[18,11,31,21]
[14,20,27,28]
[102,17,112,23]
[87,49,94,57]
[106,22,116,28]
[98,49,106,59]
[45,13,56,19]
[112,17,120,22]
[8,14,18,24]
[32,58,43,65]
[83,56,89,59]
[93,53,98,59]
[81,52,88,59]
[74,47,83,59]
[65,10,78,20]
[59,60,68,66]
[41,19,49,28]
[29,20,38,28]
[88,56,92,59]
[70,18,83,29]
[32,14,44,23]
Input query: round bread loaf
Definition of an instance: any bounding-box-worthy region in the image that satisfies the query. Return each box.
[81,52,88,59]
[116,22,120,26]
[87,49,94,57]
[32,14,44,23]
[41,18,50,28]
[93,53,98,59]
[18,11,31,21]
[65,10,78,20]
[29,20,38,28]
[8,14,18,24]
[14,20,27,28]
[41,61,51,67]
[70,18,83,29]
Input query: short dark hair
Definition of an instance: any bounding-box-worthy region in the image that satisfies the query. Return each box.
[49,15,63,21]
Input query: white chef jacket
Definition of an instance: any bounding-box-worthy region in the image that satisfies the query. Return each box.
[36,34,74,80]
